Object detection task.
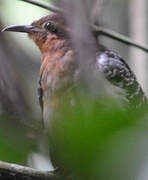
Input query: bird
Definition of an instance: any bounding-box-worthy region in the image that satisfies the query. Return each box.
[2,12,147,110]
[2,12,147,175]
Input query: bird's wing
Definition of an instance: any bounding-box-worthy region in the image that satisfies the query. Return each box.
[96,49,147,109]
[38,77,44,127]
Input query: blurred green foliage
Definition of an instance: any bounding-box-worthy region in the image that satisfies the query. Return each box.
[48,89,148,180]
[0,115,37,164]
[0,1,148,180]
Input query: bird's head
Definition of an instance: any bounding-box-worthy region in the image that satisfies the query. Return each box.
[2,13,70,51]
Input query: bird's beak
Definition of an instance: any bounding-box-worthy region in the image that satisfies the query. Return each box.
[1,25,43,33]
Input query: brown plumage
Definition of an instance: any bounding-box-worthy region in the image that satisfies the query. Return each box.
[28,14,78,126]
[2,12,147,175]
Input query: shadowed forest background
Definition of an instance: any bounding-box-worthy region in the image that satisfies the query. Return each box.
[0,0,148,180]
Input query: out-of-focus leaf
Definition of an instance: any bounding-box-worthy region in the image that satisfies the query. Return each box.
[0,115,37,164]
[47,89,148,180]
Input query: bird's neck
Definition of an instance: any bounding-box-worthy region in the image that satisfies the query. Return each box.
[40,35,70,59]
[39,34,73,93]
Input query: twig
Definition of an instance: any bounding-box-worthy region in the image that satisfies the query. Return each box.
[92,25,148,53]
[19,0,63,13]
[0,160,59,180]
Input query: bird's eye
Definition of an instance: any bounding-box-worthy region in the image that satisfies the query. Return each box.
[44,22,57,33]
